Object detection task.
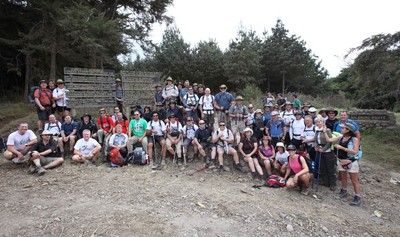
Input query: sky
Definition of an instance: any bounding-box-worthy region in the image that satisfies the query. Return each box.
[149,0,400,77]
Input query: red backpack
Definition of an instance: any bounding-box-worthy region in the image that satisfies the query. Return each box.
[109,148,126,167]
[266,175,286,188]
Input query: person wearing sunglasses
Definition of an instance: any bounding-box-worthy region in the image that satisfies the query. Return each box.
[213,84,234,127]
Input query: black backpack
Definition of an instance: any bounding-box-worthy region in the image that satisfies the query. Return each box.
[28,86,40,106]
[128,147,147,165]
[0,137,6,152]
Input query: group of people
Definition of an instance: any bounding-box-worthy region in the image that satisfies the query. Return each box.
[3,78,362,206]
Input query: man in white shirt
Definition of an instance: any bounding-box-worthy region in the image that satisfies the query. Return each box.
[52,79,70,121]
[44,114,62,138]
[162,77,179,105]
[146,111,167,170]
[199,88,215,128]
[72,129,101,164]
[182,117,199,162]
[3,123,37,161]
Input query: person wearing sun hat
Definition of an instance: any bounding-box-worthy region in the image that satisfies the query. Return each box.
[162,76,179,105]
[253,109,266,140]
[53,79,70,121]
[214,84,234,127]
[28,130,64,175]
[238,127,261,179]
[229,95,248,145]
[324,107,339,131]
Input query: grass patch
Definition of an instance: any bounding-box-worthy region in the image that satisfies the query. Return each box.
[0,102,34,120]
[361,127,400,170]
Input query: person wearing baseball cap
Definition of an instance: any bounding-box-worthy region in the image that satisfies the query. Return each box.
[267,110,286,147]
[284,144,311,196]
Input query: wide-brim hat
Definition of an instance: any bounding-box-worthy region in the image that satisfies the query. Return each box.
[115,78,122,82]
[155,83,162,88]
[325,107,338,116]
[255,109,263,114]
[99,108,106,113]
[243,127,253,135]
[308,107,317,113]
[166,76,173,81]
[271,111,279,116]
[340,123,356,133]
[81,113,92,121]
[235,95,244,101]
[285,101,292,106]
[56,79,64,84]
[276,142,285,149]
[40,130,53,136]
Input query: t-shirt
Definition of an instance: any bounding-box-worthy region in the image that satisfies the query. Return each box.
[280,110,294,126]
[214,128,233,148]
[258,144,274,158]
[97,116,115,133]
[31,139,58,157]
[61,121,79,136]
[114,120,129,134]
[44,121,62,135]
[166,121,183,136]
[52,87,68,107]
[195,127,212,142]
[291,118,305,139]
[109,133,128,146]
[199,95,215,113]
[34,88,52,106]
[214,92,234,110]
[276,151,289,164]
[182,124,198,139]
[240,136,257,154]
[7,130,37,150]
[129,118,147,137]
[74,138,100,155]
[146,120,166,136]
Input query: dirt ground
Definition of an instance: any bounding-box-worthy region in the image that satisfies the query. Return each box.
[1,115,400,237]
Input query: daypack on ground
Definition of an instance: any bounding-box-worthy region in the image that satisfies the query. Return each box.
[266,175,286,188]
[109,148,126,167]
[128,147,147,165]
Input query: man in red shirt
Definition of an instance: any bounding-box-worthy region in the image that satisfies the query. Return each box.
[113,112,129,134]
[34,80,55,131]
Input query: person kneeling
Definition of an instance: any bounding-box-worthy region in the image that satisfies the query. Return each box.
[72,129,101,164]
[28,130,64,175]
[284,144,311,195]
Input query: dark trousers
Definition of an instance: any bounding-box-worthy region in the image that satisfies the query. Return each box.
[320,151,336,187]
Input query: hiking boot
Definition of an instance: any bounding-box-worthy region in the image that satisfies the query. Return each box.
[338,188,348,198]
[193,154,199,163]
[28,165,37,174]
[235,163,245,173]
[350,195,362,206]
[219,165,224,174]
[330,185,337,191]
[177,159,183,166]
[251,172,258,180]
[37,167,46,176]
[161,158,166,166]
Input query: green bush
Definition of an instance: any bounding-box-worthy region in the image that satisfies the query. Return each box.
[241,84,263,110]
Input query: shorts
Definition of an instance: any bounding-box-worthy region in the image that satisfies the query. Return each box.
[148,135,165,145]
[40,156,61,166]
[258,157,273,167]
[37,107,52,120]
[56,106,71,113]
[200,142,215,150]
[183,138,194,148]
[337,159,359,173]
[230,121,245,134]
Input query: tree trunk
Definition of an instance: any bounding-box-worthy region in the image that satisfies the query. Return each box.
[49,25,57,81]
[24,54,31,102]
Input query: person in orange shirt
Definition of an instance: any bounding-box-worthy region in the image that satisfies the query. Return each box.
[34,80,55,131]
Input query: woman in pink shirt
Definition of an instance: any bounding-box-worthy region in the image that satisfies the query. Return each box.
[284,144,311,195]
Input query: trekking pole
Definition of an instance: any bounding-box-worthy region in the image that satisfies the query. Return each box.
[182,143,187,166]
[315,150,322,192]
[152,134,157,166]
[172,144,177,165]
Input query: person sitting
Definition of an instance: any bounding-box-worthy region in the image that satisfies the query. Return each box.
[146,111,167,170]
[238,127,261,179]
[72,129,101,164]
[165,113,184,167]
[154,102,167,122]
[44,114,62,138]
[211,121,244,173]
[57,115,78,157]
[193,120,216,167]
[127,111,148,154]
[273,142,289,176]
[258,135,275,178]
[108,124,128,160]
[78,113,98,140]
[112,106,128,122]
[28,130,64,175]
[284,144,311,196]
[182,117,199,162]
[3,123,37,161]
[142,105,152,122]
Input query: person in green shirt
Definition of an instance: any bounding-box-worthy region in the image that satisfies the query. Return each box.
[292,94,302,110]
[127,111,148,154]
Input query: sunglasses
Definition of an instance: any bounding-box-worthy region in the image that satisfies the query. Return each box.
[199,122,205,125]
[220,87,226,89]
[248,107,253,109]
[134,114,140,116]
[219,124,225,127]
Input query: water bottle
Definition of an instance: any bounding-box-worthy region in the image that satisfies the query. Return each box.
[311,161,315,171]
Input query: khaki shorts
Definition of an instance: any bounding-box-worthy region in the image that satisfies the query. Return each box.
[230,121,245,134]
[39,156,61,166]
[337,159,359,173]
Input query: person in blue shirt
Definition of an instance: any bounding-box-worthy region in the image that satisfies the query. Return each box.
[58,115,79,157]
[266,111,287,147]
[213,84,234,127]
[333,111,360,140]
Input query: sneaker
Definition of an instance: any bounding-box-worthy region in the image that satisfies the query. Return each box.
[28,165,37,174]
[338,188,348,198]
[37,167,46,176]
[235,163,245,173]
[161,158,166,166]
[350,195,362,206]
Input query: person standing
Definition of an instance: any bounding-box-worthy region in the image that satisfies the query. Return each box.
[324,108,339,131]
[213,84,234,127]
[34,80,55,131]
[52,79,70,121]
[162,77,179,105]
[115,78,125,112]
[198,88,215,128]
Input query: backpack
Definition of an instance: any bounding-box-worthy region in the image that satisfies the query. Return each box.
[128,147,147,165]
[330,131,341,150]
[45,121,61,133]
[339,136,363,160]
[266,175,286,188]
[295,154,313,172]
[109,148,126,167]
[28,86,40,105]
[0,137,6,152]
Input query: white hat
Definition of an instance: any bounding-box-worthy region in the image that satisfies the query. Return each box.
[243,127,253,135]
[271,111,279,116]
[309,107,317,112]
[276,142,285,148]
